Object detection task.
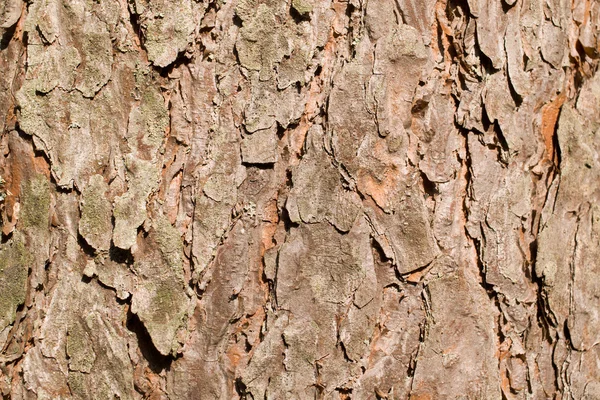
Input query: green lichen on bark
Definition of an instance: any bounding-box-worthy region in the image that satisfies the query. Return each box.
[153,216,184,276]
[130,0,199,68]
[291,0,313,15]
[0,234,31,333]
[235,3,290,81]
[139,87,170,152]
[129,217,189,356]
[112,157,160,250]
[66,319,97,373]
[79,174,112,251]
[132,65,170,152]
[76,18,114,98]
[130,278,189,356]
[112,67,168,250]
[68,371,113,400]
[20,174,51,231]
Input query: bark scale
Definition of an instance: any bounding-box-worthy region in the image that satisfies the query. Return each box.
[0,0,599,398]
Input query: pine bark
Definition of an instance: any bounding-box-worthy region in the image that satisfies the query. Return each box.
[0,0,599,398]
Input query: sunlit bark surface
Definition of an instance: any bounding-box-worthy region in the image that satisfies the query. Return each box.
[0,0,599,398]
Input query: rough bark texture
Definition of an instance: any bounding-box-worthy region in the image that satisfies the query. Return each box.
[0,0,599,398]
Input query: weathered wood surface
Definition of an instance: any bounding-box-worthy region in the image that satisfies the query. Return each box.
[0,0,599,398]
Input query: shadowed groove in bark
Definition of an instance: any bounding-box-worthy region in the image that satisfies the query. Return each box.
[125,310,173,373]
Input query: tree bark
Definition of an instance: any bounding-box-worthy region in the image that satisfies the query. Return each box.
[0,0,599,398]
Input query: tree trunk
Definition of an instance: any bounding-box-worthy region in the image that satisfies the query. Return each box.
[0,0,599,398]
